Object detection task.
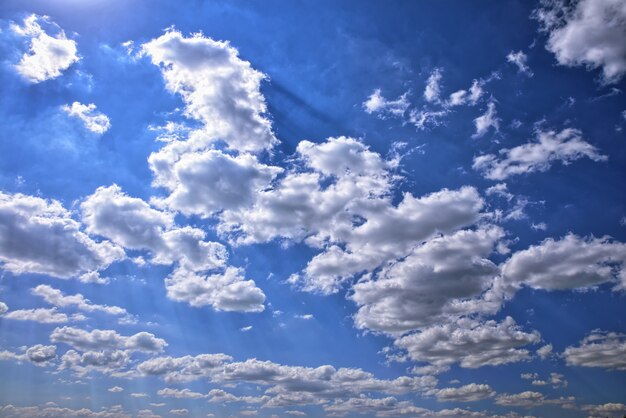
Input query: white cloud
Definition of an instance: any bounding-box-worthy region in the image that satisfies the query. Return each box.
[424,68,443,103]
[582,403,626,418]
[0,404,132,418]
[169,410,188,416]
[62,102,111,135]
[108,386,124,393]
[10,14,79,83]
[363,89,410,117]
[495,391,545,407]
[50,326,167,353]
[351,226,504,334]
[82,184,227,272]
[536,344,553,359]
[158,388,206,399]
[150,150,282,217]
[564,331,626,370]
[296,186,485,295]
[164,266,266,312]
[141,29,276,153]
[502,234,626,290]
[59,349,130,376]
[394,317,540,369]
[0,302,7,315]
[473,128,606,179]
[535,0,626,83]
[432,384,495,402]
[32,284,127,316]
[3,307,73,324]
[0,344,56,367]
[472,102,499,138]
[0,191,124,280]
[137,353,233,383]
[506,51,533,76]
[448,80,484,107]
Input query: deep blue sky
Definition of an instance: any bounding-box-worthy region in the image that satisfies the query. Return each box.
[0,1,625,417]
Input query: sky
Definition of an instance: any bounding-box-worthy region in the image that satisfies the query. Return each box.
[0,0,625,417]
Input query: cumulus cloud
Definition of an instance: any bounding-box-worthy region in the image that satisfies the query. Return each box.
[10,14,79,83]
[164,266,266,312]
[141,29,276,153]
[32,284,128,316]
[59,349,131,376]
[82,184,227,272]
[3,307,74,324]
[137,353,233,383]
[0,191,124,280]
[448,80,484,107]
[432,384,496,402]
[472,102,499,138]
[294,186,485,294]
[157,388,206,399]
[424,68,443,103]
[506,51,533,76]
[0,344,56,367]
[0,404,132,418]
[363,89,410,117]
[502,234,626,290]
[564,331,626,370]
[351,226,504,334]
[50,326,167,353]
[473,128,606,179]
[394,317,540,369]
[582,403,626,418]
[62,102,111,135]
[535,0,626,83]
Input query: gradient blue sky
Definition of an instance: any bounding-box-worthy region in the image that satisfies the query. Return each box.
[0,1,625,417]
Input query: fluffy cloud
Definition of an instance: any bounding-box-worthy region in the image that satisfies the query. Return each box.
[59,349,130,376]
[50,326,167,353]
[351,226,503,334]
[506,51,533,76]
[0,404,131,418]
[473,128,606,180]
[502,234,626,290]
[0,191,124,280]
[535,0,626,83]
[295,186,485,294]
[3,307,74,324]
[495,391,546,407]
[157,388,206,399]
[564,331,626,370]
[150,150,281,217]
[164,266,266,312]
[582,403,626,418]
[424,68,443,103]
[82,184,227,272]
[137,353,233,383]
[432,384,495,402]
[62,102,111,135]
[363,89,410,117]
[141,29,276,153]
[10,14,79,83]
[32,284,128,316]
[472,102,499,138]
[394,317,540,369]
[0,344,56,367]
[448,80,484,107]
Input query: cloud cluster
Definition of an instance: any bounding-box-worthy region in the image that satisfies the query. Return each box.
[10,14,79,83]
[535,0,626,83]
[62,102,111,135]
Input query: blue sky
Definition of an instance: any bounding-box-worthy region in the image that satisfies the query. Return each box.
[0,0,625,417]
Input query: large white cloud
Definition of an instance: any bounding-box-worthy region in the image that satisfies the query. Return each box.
[141,29,276,153]
[0,191,124,280]
[164,266,266,312]
[431,384,495,402]
[295,186,485,294]
[82,184,227,272]
[535,0,626,83]
[10,14,79,83]
[394,317,540,369]
[351,226,504,334]
[0,344,56,367]
[50,326,167,353]
[502,234,626,290]
[563,331,626,370]
[473,128,606,180]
